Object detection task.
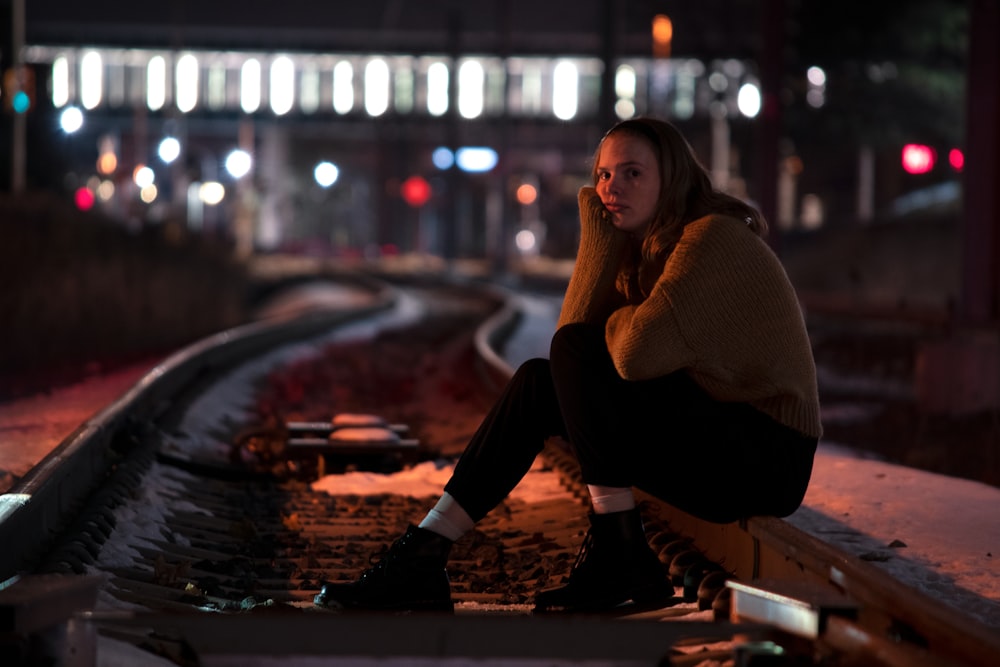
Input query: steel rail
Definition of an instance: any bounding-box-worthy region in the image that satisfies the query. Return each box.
[1,274,997,667]
[0,277,397,583]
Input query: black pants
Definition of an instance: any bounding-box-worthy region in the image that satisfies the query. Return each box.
[444,323,817,524]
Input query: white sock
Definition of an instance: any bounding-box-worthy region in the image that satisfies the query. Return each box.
[418,492,475,541]
[587,484,636,514]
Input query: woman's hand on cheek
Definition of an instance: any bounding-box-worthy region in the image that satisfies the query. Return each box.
[578,186,612,227]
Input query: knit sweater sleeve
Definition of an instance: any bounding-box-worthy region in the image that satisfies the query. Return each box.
[557,187,630,328]
[605,215,822,438]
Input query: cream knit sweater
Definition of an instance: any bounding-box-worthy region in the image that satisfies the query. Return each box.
[558,187,823,439]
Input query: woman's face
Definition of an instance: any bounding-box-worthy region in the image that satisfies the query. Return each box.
[595,132,662,237]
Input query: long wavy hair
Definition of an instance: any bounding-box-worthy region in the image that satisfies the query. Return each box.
[591,117,768,301]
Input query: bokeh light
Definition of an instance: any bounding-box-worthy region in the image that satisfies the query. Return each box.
[314,161,340,187]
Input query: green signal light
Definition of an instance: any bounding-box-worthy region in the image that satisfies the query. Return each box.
[12,90,30,113]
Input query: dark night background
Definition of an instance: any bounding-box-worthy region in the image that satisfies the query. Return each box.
[1,0,997,487]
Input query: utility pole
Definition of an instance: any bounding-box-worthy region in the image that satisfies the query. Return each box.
[755,0,784,254]
[958,0,1000,327]
[10,0,25,193]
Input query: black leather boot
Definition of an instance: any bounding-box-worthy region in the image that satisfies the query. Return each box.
[314,524,454,612]
[533,508,673,613]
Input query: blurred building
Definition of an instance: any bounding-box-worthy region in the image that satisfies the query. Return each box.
[6,1,780,262]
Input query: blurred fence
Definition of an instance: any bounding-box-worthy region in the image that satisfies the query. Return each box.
[0,193,251,398]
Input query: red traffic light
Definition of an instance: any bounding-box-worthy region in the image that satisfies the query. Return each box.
[401,175,432,207]
[901,144,935,175]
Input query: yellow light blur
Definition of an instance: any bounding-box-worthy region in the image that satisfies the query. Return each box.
[97,152,117,175]
[652,14,673,58]
[516,183,537,205]
[200,181,225,205]
[785,156,804,176]
[139,184,158,203]
[97,180,115,201]
[133,164,154,188]
[653,15,673,43]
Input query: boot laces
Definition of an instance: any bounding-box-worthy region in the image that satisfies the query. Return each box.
[357,534,405,581]
[356,552,388,582]
[567,529,596,582]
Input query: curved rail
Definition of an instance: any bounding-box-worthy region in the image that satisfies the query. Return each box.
[1,274,997,667]
[0,277,397,582]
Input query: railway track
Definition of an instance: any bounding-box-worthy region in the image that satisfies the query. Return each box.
[1,273,998,667]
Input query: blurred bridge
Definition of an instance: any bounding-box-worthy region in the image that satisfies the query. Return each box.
[9,1,781,262]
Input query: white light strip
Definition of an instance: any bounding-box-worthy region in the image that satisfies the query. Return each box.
[175,54,199,113]
[333,60,353,114]
[364,58,389,117]
[427,61,448,116]
[51,55,69,107]
[241,59,261,113]
[552,60,578,120]
[146,55,166,111]
[458,59,484,119]
[270,56,294,115]
[80,50,103,110]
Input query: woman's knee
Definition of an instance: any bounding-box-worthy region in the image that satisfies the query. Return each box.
[511,357,551,384]
[549,323,606,367]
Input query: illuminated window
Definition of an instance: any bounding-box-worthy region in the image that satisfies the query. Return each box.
[241,59,261,113]
[807,66,826,109]
[300,64,320,114]
[522,63,542,114]
[458,60,484,119]
[333,60,354,114]
[615,65,636,100]
[484,59,506,114]
[364,58,389,117]
[394,63,414,114]
[147,55,166,111]
[207,64,226,109]
[614,65,637,119]
[270,56,295,115]
[552,60,578,120]
[80,50,103,110]
[52,55,69,107]
[427,62,449,116]
[175,54,199,112]
[737,82,761,118]
[107,58,125,107]
[673,60,703,119]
